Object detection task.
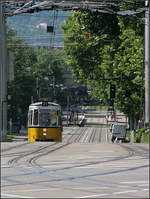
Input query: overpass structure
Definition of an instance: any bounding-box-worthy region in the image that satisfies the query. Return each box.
[0,0,149,139]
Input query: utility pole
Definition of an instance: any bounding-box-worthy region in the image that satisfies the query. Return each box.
[0,0,2,139]
[145,0,150,127]
[0,1,7,140]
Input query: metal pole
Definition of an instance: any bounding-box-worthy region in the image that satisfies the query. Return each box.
[67,95,69,126]
[145,0,150,127]
[0,1,7,139]
[36,76,40,101]
[0,0,2,138]
[53,76,55,100]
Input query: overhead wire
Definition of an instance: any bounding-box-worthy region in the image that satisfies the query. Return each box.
[6,0,146,48]
[4,0,146,17]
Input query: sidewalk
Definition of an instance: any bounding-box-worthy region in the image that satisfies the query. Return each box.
[0,129,28,142]
[12,135,28,141]
[13,129,28,141]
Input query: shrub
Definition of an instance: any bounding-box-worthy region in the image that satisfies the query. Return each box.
[134,128,147,143]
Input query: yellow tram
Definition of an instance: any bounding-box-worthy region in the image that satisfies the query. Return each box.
[28,100,63,142]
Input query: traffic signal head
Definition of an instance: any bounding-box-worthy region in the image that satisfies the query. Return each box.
[47,26,54,32]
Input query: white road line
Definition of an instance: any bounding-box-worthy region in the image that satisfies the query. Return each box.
[142,189,149,191]
[120,181,148,184]
[90,150,113,153]
[72,186,108,190]
[112,190,137,195]
[1,166,11,168]
[139,184,149,187]
[75,193,109,198]
[118,185,131,188]
[3,188,61,193]
[107,165,130,168]
[106,131,108,143]
[1,194,33,198]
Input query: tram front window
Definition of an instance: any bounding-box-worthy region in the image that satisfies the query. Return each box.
[39,109,57,127]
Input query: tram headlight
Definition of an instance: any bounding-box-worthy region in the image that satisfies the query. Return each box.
[43,128,47,136]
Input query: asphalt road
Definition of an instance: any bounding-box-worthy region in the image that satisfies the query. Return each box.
[1,127,149,198]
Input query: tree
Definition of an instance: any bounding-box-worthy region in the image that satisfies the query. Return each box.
[35,48,67,103]
[7,31,37,125]
[7,40,68,125]
[62,10,120,102]
[62,4,145,128]
[113,16,144,128]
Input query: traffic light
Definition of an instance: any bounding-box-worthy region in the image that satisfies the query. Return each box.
[47,26,54,32]
[110,84,116,99]
[109,98,114,106]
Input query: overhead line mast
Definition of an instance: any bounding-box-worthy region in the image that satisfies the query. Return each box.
[0,1,8,140]
[145,0,150,127]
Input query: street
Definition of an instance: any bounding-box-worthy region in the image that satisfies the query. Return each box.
[1,127,149,198]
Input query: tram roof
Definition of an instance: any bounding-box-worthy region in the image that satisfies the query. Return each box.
[29,102,61,108]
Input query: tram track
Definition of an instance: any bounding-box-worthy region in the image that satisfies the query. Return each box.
[5,128,142,171]
[27,143,70,168]
[2,140,148,195]
[28,143,136,175]
[119,144,149,158]
[21,143,139,190]
[1,142,30,153]
[63,127,108,143]
[3,128,148,177]
[73,127,88,142]
[7,143,57,167]
[1,124,149,198]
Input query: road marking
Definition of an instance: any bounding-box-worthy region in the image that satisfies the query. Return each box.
[3,188,61,193]
[107,165,130,168]
[73,186,108,190]
[139,184,149,187]
[1,165,11,168]
[142,189,149,191]
[118,185,131,188]
[75,193,109,198]
[120,181,148,184]
[113,190,137,195]
[106,132,108,143]
[1,194,33,198]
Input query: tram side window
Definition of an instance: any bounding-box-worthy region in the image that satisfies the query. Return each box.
[33,109,38,125]
[57,111,61,126]
[28,110,33,126]
[51,111,57,126]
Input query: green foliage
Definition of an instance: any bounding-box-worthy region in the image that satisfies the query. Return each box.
[7,4,145,125]
[62,10,120,103]
[113,17,144,120]
[141,133,149,144]
[35,48,67,101]
[134,128,148,143]
[62,6,144,121]
[126,130,130,142]
[7,27,68,126]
